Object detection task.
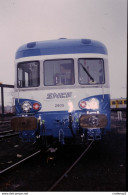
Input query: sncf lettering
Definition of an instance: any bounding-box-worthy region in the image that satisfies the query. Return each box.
[46,92,72,99]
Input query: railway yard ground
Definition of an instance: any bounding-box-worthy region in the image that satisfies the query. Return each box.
[0,111,126,192]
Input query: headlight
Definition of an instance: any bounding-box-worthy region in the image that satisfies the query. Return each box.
[88,98,99,109]
[22,101,32,112]
[79,98,99,110]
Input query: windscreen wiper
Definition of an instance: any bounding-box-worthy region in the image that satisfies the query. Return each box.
[79,62,94,82]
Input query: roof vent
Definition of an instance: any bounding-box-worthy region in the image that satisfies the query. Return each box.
[59,38,67,40]
[81,39,91,44]
[27,42,36,48]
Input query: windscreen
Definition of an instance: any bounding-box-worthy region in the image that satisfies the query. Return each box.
[44,59,74,86]
[78,58,105,85]
[17,61,40,88]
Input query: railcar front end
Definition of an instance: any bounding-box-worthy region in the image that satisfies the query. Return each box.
[11,39,111,146]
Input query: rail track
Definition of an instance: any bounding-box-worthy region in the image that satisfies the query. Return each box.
[0,120,11,128]
[0,150,41,175]
[0,129,19,139]
[0,119,19,139]
[48,140,94,191]
[0,120,10,124]
[0,140,94,191]
[0,120,11,132]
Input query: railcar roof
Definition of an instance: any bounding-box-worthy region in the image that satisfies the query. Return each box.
[15,38,108,59]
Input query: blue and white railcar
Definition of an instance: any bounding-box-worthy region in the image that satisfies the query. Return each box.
[11,38,111,145]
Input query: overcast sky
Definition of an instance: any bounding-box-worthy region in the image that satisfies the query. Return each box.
[0,0,127,99]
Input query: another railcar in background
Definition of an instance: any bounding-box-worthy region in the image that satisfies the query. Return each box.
[110,98,127,110]
[11,38,111,146]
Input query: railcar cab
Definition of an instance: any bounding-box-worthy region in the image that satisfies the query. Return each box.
[16,58,108,90]
[11,38,110,144]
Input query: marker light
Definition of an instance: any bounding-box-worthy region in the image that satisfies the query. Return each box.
[22,101,32,113]
[80,101,87,109]
[33,102,40,111]
[79,98,99,110]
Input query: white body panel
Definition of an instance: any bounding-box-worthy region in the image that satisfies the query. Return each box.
[14,53,110,112]
[15,87,109,112]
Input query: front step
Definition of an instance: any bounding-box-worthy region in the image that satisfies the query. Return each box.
[87,128,102,141]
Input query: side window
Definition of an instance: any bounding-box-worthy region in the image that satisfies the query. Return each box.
[17,61,40,88]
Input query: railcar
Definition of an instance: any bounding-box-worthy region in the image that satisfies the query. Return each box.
[11,38,111,146]
[110,98,127,110]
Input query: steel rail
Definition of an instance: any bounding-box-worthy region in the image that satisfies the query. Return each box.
[0,132,19,139]
[48,140,94,191]
[0,121,11,124]
[0,150,41,175]
[0,130,14,135]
